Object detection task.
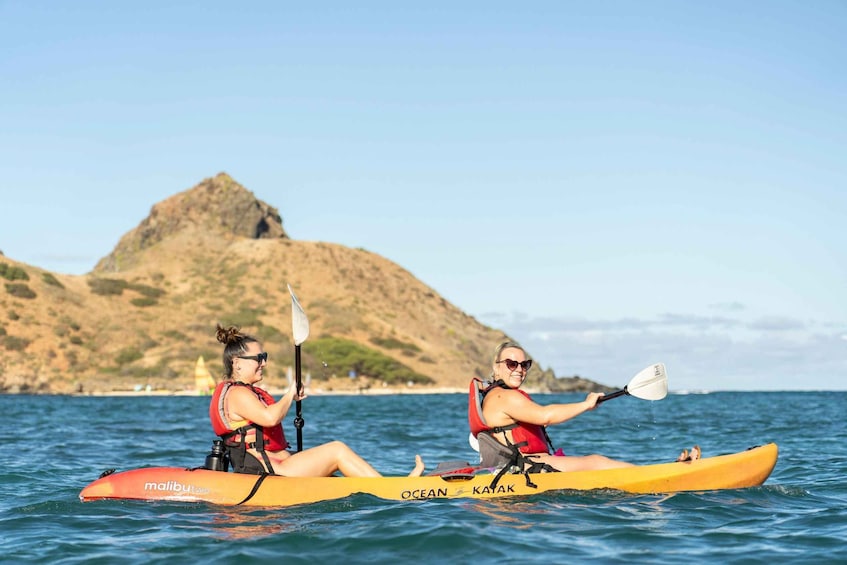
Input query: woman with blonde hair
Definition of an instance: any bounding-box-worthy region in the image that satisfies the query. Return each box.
[471,340,635,472]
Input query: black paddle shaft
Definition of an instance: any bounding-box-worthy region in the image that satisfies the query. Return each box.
[294,344,304,452]
[598,387,629,404]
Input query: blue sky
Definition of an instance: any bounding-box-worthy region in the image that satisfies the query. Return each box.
[2,2,845,391]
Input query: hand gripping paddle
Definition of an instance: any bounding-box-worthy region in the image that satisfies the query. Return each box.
[598,362,668,404]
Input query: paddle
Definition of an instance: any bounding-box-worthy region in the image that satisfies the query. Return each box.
[597,362,668,404]
[288,284,310,452]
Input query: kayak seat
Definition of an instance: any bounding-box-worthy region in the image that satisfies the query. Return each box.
[477,431,521,470]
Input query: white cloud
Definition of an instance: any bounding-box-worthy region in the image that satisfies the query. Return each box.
[482,310,846,391]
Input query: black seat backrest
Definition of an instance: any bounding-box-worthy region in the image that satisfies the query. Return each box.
[477,431,520,469]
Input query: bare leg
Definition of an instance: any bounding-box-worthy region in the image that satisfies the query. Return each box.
[262,444,426,478]
[532,453,635,472]
[272,441,381,477]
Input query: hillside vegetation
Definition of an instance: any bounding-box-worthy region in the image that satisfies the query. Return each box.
[0,173,610,395]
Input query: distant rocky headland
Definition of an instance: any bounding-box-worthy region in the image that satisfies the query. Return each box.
[0,173,612,395]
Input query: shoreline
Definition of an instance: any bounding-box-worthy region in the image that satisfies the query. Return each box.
[71,386,471,397]
[67,383,590,396]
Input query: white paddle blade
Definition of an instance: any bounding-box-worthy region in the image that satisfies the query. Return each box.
[469,432,480,452]
[288,284,310,346]
[628,362,668,401]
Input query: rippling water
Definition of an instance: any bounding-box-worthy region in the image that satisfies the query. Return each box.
[2,391,844,563]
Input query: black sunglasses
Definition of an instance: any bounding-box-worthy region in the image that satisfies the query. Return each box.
[238,352,268,364]
[498,358,532,371]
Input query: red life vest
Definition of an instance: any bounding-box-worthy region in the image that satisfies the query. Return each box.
[209,381,289,451]
[468,377,552,455]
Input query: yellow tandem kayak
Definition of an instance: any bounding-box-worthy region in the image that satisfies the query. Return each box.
[79,443,778,507]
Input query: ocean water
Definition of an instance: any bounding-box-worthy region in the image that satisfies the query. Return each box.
[1,391,844,564]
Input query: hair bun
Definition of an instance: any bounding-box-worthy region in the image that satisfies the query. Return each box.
[215,324,242,345]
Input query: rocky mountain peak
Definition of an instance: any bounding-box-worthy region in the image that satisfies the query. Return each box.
[95,173,288,272]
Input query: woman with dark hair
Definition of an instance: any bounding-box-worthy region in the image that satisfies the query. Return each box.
[210,324,424,477]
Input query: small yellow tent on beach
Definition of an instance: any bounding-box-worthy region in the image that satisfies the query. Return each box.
[194,356,217,395]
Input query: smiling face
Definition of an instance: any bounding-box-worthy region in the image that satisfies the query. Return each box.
[233,341,267,384]
[493,346,531,389]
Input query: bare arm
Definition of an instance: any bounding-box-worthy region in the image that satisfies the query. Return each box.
[485,389,603,427]
[227,385,303,427]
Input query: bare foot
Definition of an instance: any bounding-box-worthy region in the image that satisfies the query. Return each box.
[676,446,702,462]
[408,454,425,477]
[690,445,701,461]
